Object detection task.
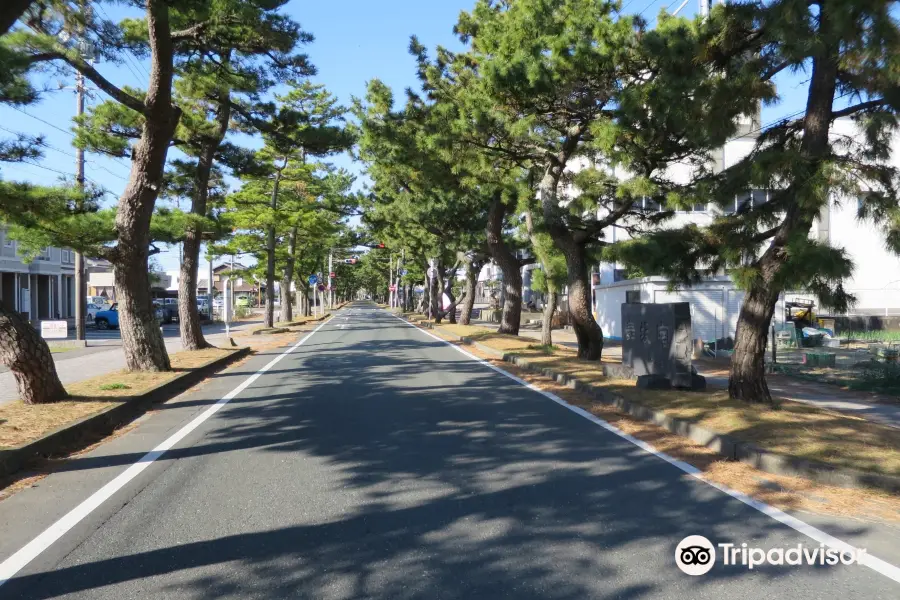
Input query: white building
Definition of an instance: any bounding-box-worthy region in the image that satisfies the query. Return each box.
[0,226,77,323]
[591,118,900,341]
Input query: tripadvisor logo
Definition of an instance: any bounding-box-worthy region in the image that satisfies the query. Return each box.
[675,535,868,576]
[676,535,716,576]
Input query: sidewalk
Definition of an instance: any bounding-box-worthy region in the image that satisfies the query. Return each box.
[474,320,900,430]
[0,319,262,406]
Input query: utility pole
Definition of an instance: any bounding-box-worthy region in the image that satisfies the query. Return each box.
[328,249,333,309]
[74,70,86,341]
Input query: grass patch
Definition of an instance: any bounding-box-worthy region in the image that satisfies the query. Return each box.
[527,343,559,354]
[48,346,79,354]
[839,330,900,343]
[597,380,900,477]
[98,383,130,391]
[0,347,232,449]
[771,360,900,398]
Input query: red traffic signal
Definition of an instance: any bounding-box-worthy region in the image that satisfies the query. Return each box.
[329,272,336,277]
[376,243,385,248]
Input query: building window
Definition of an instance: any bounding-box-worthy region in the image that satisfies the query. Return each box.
[725,189,768,214]
[752,189,768,207]
[625,290,641,304]
[3,236,12,248]
[641,197,661,212]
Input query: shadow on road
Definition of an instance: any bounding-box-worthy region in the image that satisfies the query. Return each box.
[3,310,882,599]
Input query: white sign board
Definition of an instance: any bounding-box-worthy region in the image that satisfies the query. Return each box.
[41,320,68,339]
[427,267,436,279]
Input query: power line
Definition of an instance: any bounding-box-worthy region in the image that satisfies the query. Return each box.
[90,161,130,182]
[639,0,664,17]
[95,4,150,82]
[9,105,75,137]
[1,124,131,183]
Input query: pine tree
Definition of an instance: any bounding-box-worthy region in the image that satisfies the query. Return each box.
[9,0,313,370]
[612,0,900,403]
[413,0,769,359]
[356,78,520,329]
[0,3,79,403]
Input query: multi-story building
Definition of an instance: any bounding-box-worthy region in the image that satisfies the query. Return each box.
[591,118,900,340]
[0,226,77,323]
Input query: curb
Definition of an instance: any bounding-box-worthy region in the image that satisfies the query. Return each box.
[0,347,251,479]
[413,319,900,494]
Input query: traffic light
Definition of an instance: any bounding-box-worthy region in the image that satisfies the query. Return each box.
[376,243,385,248]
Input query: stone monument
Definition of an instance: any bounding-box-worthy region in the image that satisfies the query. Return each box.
[621,302,706,390]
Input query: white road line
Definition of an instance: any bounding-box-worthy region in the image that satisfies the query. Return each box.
[0,317,333,588]
[390,313,900,585]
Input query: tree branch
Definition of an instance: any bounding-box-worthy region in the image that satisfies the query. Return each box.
[831,99,889,120]
[762,60,791,81]
[28,51,146,114]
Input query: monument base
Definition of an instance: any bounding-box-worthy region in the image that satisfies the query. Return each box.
[636,373,707,391]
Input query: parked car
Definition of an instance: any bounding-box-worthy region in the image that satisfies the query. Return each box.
[153,300,177,324]
[94,304,120,330]
[85,302,108,323]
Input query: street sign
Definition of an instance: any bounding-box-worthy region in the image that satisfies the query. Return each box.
[308,274,318,285]
[317,283,326,292]
[330,272,336,277]
[400,269,408,276]
[40,320,67,339]
[389,284,397,292]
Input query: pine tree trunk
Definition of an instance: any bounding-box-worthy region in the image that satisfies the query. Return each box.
[541,291,557,347]
[486,194,522,335]
[264,166,284,329]
[729,285,777,402]
[728,25,837,403]
[105,0,178,372]
[279,225,297,323]
[459,261,478,325]
[419,279,428,314]
[563,242,603,360]
[178,87,230,350]
[297,288,306,316]
[0,301,68,404]
[0,0,33,37]
[538,166,603,359]
[446,284,457,324]
[430,265,442,322]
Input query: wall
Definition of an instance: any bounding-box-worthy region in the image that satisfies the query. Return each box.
[595,280,641,340]
[595,276,787,344]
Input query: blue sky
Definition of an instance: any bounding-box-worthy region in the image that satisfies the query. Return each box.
[0,0,810,274]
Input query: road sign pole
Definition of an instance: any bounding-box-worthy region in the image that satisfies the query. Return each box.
[328,250,333,309]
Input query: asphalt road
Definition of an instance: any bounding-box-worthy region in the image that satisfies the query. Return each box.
[0,302,897,598]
